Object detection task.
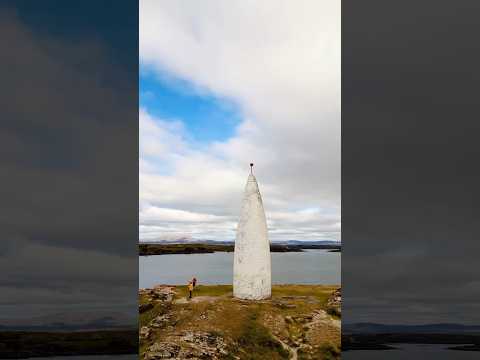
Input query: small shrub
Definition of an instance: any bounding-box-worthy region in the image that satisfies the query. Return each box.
[326,306,341,318]
[318,342,340,360]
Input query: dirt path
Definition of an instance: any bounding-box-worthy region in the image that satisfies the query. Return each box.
[174,296,221,304]
[271,309,339,360]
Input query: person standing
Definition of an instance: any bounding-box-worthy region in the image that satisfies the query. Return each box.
[188,281,194,299]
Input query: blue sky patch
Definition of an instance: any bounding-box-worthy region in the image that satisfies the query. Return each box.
[140,69,242,143]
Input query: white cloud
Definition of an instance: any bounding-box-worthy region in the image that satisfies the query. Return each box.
[139,108,187,159]
[141,206,229,224]
[139,0,340,242]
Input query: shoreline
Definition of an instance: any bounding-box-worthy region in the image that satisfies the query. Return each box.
[139,243,341,256]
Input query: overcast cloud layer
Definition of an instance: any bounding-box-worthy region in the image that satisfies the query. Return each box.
[139,0,341,242]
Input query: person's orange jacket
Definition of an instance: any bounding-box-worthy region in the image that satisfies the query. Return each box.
[188,283,193,291]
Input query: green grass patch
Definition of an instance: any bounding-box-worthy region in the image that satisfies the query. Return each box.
[235,309,290,360]
[272,284,336,301]
[175,284,233,299]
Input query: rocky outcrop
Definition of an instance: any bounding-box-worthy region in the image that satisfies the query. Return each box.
[178,331,230,358]
[144,331,230,360]
[151,313,176,329]
[140,326,151,339]
[144,342,180,359]
[327,287,341,308]
[140,285,176,303]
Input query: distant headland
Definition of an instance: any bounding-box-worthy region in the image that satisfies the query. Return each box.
[139,240,341,256]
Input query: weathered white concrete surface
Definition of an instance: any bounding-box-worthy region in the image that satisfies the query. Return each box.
[233,173,271,300]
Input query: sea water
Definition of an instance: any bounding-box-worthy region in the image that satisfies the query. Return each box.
[139,249,340,288]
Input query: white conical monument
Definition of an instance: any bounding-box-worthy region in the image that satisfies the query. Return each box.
[233,163,271,300]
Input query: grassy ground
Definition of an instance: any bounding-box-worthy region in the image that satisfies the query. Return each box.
[175,284,233,298]
[140,284,340,359]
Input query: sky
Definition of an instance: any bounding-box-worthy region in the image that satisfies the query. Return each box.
[139,0,341,243]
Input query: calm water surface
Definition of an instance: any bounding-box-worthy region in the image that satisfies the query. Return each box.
[343,344,478,359]
[139,249,340,288]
